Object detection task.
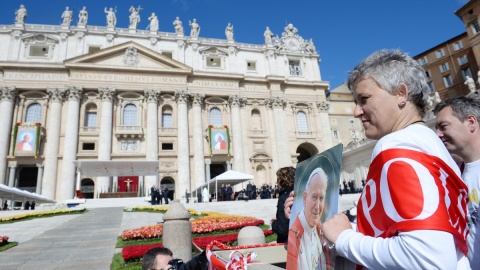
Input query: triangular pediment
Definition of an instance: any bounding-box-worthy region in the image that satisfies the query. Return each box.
[64,41,192,74]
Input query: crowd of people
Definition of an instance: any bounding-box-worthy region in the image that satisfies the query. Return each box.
[150,185,170,205]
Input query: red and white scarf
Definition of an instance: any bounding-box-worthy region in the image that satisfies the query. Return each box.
[357,148,469,255]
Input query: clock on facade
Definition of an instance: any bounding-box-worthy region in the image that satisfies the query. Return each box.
[285,37,300,51]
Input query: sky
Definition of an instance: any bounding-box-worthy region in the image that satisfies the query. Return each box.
[1,0,471,89]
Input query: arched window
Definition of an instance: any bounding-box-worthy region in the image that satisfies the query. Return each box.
[123,104,137,126]
[296,111,308,132]
[84,103,97,127]
[25,103,42,123]
[209,108,222,126]
[162,106,173,128]
[251,109,262,130]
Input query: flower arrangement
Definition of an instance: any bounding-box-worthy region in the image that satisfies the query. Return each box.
[121,230,273,263]
[120,212,264,241]
[0,236,9,246]
[125,205,199,216]
[122,242,163,263]
[0,208,86,223]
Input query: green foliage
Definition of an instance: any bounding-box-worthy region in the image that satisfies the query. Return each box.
[111,253,141,270]
[0,242,17,252]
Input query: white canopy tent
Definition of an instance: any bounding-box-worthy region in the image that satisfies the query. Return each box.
[192,170,254,201]
[73,160,159,177]
[0,184,56,204]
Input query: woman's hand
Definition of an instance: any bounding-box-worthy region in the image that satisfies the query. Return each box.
[284,191,294,219]
[321,213,352,244]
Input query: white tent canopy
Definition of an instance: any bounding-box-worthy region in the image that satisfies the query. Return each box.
[192,170,254,201]
[73,160,159,176]
[0,184,56,204]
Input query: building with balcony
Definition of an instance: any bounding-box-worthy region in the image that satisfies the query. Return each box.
[0,6,336,201]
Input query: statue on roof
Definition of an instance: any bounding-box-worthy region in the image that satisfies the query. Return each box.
[225,23,234,42]
[148,13,159,32]
[129,6,142,29]
[282,23,298,37]
[264,26,273,45]
[189,18,200,38]
[173,16,184,36]
[15,4,27,24]
[104,7,117,28]
[78,6,88,26]
[61,7,73,27]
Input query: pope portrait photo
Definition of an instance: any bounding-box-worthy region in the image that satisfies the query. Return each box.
[213,132,227,150]
[286,144,342,270]
[16,131,35,152]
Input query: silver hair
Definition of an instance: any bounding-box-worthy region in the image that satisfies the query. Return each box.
[305,167,328,191]
[347,49,430,117]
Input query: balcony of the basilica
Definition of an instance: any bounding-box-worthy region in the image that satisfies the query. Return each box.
[158,127,177,137]
[115,125,143,139]
[79,126,99,135]
[295,131,315,139]
[248,129,268,138]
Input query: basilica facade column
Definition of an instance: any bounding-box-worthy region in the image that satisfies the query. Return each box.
[36,163,43,194]
[58,87,83,200]
[144,89,161,190]
[191,93,206,189]
[42,88,65,199]
[268,96,291,168]
[229,95,246,172]
[97,87,116,194]
[8,165,16,187]
[175,90,190,198]
[0,87,17,185]
[316,101,333,149]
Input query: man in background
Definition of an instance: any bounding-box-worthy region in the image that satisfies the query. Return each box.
[434,96,480,268]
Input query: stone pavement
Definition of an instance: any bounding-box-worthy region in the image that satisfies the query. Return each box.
[0,193,361,269]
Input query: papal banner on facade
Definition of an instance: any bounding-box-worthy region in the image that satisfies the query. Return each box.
[209,125,230,156]
[12,122,41,158]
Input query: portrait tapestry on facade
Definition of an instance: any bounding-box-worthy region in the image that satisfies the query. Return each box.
[208,125,230,156]
[13,122,41,157]
[286,143,343,270]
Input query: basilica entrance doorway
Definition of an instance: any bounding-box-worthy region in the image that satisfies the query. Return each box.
[160,177,175,200]
[210,163,226,180]
[17,166,38,192]
[80,178,94,198]
[296,142,319,163]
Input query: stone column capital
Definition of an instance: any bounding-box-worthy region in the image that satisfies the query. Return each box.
[174,90,190,104]
[47,87,65,103]
[98,87,116,102]
[144,89,161,104]
[191,93,205,106]
[266,96,286,109]
[0,86,17,102]
[66,86,83,101]
[228,95,246,107]
[316,100,330,111]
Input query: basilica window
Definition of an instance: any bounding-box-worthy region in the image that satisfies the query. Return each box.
[162,106,173,128]
[296,111,308,132]
[247,61,257,72]
[209,108,222,126]
[29,45,50,58]
[25,103,42,123]
[84,104,97,127]
[88,46,101,54]
[289,60,301,76]
[207,57,221,68]
[123,104,137,126]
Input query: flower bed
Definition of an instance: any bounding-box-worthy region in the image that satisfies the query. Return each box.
[122,242,163,263]
[125,206,198,216]
[121,230,273,263]
[120,212,264,241]
[0,208,86,223]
